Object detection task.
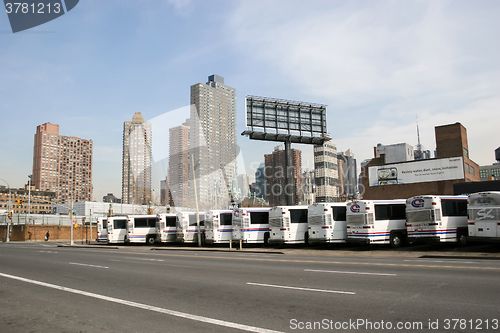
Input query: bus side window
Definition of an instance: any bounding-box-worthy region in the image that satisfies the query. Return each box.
[375,205,389,220]
[442,200,467,216]
[389,204,406,220]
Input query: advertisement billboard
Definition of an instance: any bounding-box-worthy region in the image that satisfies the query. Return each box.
[245,96,327,137]
[368,157,464,187]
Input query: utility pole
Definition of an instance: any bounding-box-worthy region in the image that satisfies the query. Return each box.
[89,209,92,244]
[70,199,74,245]
[1,179,11,242]
[28,175,31,225]
[191,154,201,247]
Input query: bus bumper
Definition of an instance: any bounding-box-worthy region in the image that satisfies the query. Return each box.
[407,236,440,244]
[346,237,370,245]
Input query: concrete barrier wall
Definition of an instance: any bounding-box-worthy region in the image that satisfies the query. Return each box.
[1,225,97,242]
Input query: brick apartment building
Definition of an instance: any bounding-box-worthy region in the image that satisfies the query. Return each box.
[361,122,480,200]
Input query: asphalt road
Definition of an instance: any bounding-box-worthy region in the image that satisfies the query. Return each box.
[1,242,499,332]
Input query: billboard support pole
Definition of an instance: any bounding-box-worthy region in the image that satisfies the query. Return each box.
[285,140,294,205]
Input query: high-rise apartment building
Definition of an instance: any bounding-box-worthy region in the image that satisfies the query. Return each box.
[189,75,237,210]
[32,122,93,204]
[314,141,338,202]
[168,122,190,208]
[122,112,152,205]
[264,146,302,206]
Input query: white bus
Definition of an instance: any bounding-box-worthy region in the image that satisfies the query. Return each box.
[107,216,128,244]
[346,200,407,248]
[307,203,347,244]
[269,206,309,245]
[232,208,270,245]
[406,195,468,245]
[204,210,233,244]
[156,213,177,243]
[176,212,205,244]
[126,215,158,245]
[96,217,108,242]
[468,191,500,243]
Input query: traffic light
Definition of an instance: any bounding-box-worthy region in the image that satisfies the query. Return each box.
[8,211,12,218]
[17,199,22,207]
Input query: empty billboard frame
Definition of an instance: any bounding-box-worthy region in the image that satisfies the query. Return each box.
[245,96,328,138]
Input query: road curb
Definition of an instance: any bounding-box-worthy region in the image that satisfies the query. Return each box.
[57,244,120,249]
[150,247,285,254]
[419,255,500,260]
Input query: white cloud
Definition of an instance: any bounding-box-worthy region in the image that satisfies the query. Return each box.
[228,0,500,166]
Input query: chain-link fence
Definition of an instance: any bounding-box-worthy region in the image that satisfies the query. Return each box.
[0,213,97,226]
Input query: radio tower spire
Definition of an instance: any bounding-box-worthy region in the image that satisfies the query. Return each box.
[415,116,423,160]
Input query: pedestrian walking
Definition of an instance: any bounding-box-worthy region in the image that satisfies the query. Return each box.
[45,231,50,241]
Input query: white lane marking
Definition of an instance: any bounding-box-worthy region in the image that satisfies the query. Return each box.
[69,262,109,269]
[124,257,164,262]
[38,251,58,253]
[0,272,283,333]
[404,259,479,264]
[247,282,355,295]
[235,254,281,258]
[305,269,397,276]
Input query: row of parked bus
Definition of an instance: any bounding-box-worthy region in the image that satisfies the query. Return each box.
[96,191,500,248]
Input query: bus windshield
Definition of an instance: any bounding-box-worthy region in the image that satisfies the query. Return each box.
[220,213,232,226]
[333,207,347,221]
[290,209,308,223]
[250,212,268,224]
[114,219,126,229]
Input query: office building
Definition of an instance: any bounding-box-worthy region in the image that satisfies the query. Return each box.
[189,75,237,210]
[337,149,358,200]
[32,122,93,204]
[102,193,121,204]
[314,141,339,202]
[254,163,266,199]
[122,112,152,205]
[302,170,316,205]
[264,146,302,206]
[376,143,414,164]
[0,185,56,214]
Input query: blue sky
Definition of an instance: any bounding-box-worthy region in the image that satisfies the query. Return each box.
[1,0,499,201]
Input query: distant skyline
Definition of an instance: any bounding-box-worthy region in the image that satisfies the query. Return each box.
[1,1,499,201]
